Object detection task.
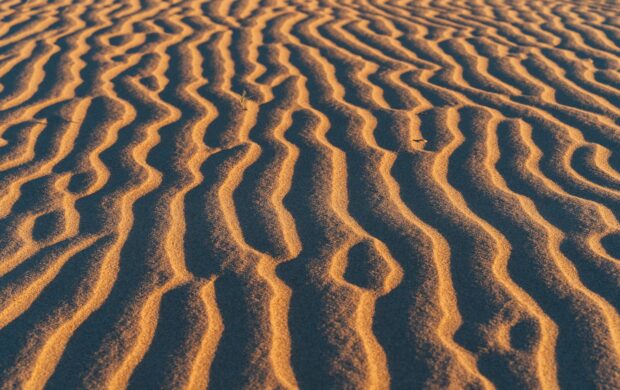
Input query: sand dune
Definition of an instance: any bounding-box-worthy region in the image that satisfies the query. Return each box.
[0,0,618,388]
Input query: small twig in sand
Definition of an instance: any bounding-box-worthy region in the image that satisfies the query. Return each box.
[239,90,249,111]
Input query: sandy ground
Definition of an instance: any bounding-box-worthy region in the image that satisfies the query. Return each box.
[0,0,619,388]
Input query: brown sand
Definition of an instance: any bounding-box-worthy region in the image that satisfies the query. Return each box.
[0,0,619,388]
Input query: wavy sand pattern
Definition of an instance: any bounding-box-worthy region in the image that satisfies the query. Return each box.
[0,0,619,388]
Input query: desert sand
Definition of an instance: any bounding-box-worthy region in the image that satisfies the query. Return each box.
[0,0,618,388]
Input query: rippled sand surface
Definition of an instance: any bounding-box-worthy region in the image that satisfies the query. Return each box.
[0,0,619,388]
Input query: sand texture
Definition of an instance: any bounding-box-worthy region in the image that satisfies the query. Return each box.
[0,0,619,388]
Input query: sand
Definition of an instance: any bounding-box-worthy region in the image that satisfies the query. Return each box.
[0,0,619,388]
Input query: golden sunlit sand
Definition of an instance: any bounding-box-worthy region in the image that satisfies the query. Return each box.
[0,0,619,388]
